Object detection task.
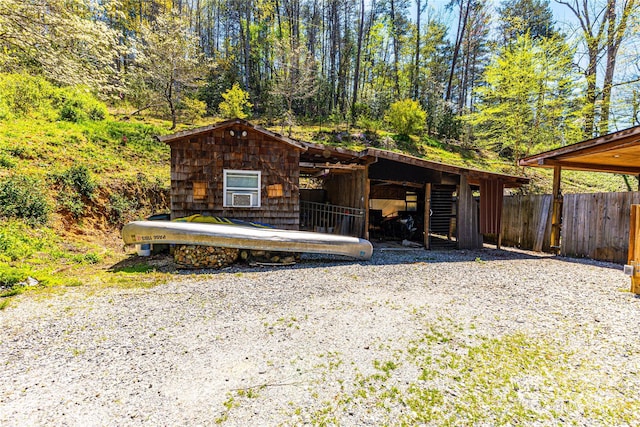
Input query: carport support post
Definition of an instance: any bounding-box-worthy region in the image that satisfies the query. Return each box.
[424,183,431,249]
[550,165,562,253]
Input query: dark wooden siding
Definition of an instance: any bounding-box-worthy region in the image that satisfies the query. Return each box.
[169,127,300,229]
[324,169,367,209]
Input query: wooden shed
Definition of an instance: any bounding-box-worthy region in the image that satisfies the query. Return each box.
[158,119,305,229]
[298,143,528,249]
[159,119,529,250]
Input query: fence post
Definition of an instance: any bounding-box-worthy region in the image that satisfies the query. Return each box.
[629,204,640,294]
[550,165,562,253]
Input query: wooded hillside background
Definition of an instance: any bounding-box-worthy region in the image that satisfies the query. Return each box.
[1,0,639,158]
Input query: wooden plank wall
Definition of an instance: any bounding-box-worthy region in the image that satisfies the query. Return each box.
[324,170,366,210]
[323,169,367,236]
[169,127,301,229]
[457,175,482,249]
[500,194,553,252]
[561,191,640,263]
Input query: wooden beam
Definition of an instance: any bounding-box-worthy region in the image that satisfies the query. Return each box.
[299,162,366,170]
[550,165,562,252]
[424,183,431,250]
[458,175,482,249]
[371,179,424,189]
[534,159,640,175]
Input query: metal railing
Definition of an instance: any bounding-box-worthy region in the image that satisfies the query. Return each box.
[300,200,365,237]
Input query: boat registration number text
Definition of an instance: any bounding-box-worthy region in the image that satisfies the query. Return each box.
[136,234,166,241]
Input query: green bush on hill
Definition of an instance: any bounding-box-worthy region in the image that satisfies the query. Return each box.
[53,165,97,218]
[385,99,427,136]
[0,72,108,123]
[0,175,50,225]
[56,86,108,122]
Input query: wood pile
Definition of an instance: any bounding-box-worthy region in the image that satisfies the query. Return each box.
[173,245,300,268]
[174,245,239,268]
[240,250,299,265]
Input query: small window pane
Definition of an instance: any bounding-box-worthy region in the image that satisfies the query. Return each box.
[227,173,259,188]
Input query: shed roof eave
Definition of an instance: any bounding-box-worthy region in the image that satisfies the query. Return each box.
[361,148,528,187]
[156,118,307,151]
[519,125,640,169]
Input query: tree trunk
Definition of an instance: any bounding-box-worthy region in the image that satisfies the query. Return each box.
[600,0,636,135]
[446,0,471,103]
[390,0,401,97]
[351,0,365,123]
[413,0,421,99]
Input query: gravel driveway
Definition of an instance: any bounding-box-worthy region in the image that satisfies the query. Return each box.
[1,247,639,425]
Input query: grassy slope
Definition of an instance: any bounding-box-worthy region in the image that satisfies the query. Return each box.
[0,115,635,307]
[0,114,176,303]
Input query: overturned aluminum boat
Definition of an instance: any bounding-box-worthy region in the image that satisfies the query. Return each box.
[121,220,373,260]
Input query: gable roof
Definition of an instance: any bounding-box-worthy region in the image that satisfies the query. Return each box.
[157,118,307,151]
[159,120,529,187]
[518,125,640,175]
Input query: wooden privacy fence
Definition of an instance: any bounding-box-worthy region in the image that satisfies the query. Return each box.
[500,194,553,252]
[501,191,640,264]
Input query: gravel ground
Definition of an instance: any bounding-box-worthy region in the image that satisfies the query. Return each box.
[1,247,639,426]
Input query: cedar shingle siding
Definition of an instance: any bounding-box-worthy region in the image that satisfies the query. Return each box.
[168,126,301,229]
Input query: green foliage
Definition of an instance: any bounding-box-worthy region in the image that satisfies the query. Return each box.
[0,73,108,124]
[57,165,96,199]
[53,165,96,218]
[133,12,205,129]
[0,154,16,169]
[466,34,582,161]
[56,87,108,122]
[0,175,50,225]
[0,73,57,120]
[108,193,137,225]
[385,99,427,136]
[0,264,30,288]
[0,220,60,262]
[178,97,207,123]
[218,83,253,119]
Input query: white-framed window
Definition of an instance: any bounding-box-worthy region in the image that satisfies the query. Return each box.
[223,169,261,208]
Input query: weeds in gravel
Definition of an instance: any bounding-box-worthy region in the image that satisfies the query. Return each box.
[288,318,639,425]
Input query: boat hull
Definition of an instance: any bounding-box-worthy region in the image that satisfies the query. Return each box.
[121,221,373,260]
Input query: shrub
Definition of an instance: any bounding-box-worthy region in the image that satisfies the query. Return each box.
[56,87,108,122]
[57,165,96,199]
[0,265,30,288]
[178,97,207,123]
[0,155,16,169]
[0,73,56,119]
[385,99,427,136]
[0,175,50,225]
[108,193,136,225]
[54,165,97,218]
[218,83,253,119]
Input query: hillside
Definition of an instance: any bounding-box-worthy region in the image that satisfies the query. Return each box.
[0,111,635,307]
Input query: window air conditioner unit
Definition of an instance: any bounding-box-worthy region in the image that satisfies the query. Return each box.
[231,193,253,207]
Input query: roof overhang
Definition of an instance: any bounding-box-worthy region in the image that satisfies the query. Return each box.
[518,125,640,175]
[299,144,528,187]
[361,148,529,188]
[157,118,307,151]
